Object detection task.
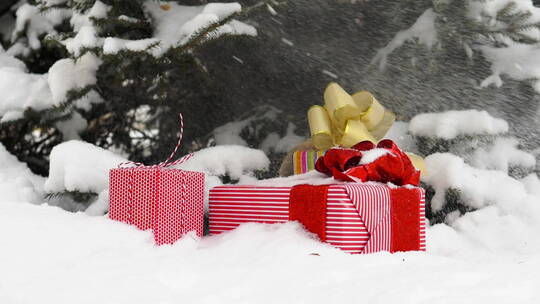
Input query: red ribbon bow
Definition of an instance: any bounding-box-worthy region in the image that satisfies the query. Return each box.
[315,139,420,186]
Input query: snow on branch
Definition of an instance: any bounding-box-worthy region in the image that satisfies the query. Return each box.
[48,53,102,105]
[409,110,509,140]
[0,143,45,204]
[423,152,527,212]
[0,47,55,122]
[0,1,258,123]
[44,140,128,194]
[68,1,256,57]
[371,8,437,70]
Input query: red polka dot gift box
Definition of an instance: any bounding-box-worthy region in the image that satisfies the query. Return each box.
[109,168,204,245]
[108,114,205,245]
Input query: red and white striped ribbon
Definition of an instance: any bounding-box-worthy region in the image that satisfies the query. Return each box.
[344,184,391,253]
[118,113,193,169]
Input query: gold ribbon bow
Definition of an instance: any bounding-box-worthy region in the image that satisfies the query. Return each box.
[308,82,395,150]
[308,82,426,176]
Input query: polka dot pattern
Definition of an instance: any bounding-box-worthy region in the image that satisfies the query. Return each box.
[109,168,205,245]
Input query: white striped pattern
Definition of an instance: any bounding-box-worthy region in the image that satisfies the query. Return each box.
[344,184,391,253]
[419,189,426,251]
[208,184,426,254]
[209,185,370,254]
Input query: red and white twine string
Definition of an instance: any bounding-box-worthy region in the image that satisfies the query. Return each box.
[119,113,193,230]
[118,113,193,169]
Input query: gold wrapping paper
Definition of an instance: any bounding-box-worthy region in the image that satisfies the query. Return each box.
[340,120,376,147]
[307,105,333,150]
[308,82,395,150]
[323,82,363,129]
[405,152,427,176]
[307,82,426,175]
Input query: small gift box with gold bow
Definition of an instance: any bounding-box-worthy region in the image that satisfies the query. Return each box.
[281,82,425,176]
[210,140,427,254]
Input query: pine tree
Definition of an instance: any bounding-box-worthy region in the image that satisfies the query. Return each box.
[0,0,269,176]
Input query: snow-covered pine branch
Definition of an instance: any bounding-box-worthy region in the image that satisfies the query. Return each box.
[374,0,540,93]
[0,0,262,175]
[409,109,537,224]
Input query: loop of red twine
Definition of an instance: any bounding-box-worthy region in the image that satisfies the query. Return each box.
[118,113,193,243]
[118,113,193,169]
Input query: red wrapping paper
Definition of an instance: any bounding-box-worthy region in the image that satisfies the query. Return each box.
[209,183,426,254]
[109,168,205,245]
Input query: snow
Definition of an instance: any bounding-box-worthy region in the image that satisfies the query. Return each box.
[372,8,437,70]
[44,141,268,212]
[176,145,269,210]
[1,195,540,303]
[423,152,529,212]
[63,25,102,57]
[39,0,69,6]
[281,37,294,46]
[259,132,281,153]
[73,89,103,111]
[102,37,159,54]
[62,1,255,57]
[468,0,540,22]
[409,110,509,139]
[118,15,140,23]
[2,115,540,302]
[12,4,71,51]
[0,45,55,121]
[521,174,540,196]
[102,2,255,57]
[55,112,88,140]
[232,55,244,64]
[359,148,392,165]
[176,145,269,180]
[244,170,340,187]
[70,0,110,31]
[212,107,279,146]
[267,4,278,16]
[0,67,54,122]
[202,3,242,19]
[85,189,110,216]
[0,45,25,70]
[45,140,127,194]
[471,137,536,172]
[142,3,208,51]
[322,69,338,79]
[384,121,417,153]
[373,1,540,92]
[213,120,250,146]
[259,123,305,154]
[212,109,302,153]
[480,43,540,92]
[64,1,109,56]
[0,1,255,125]
[48,53,102,104]
[466,1,540,92]
[0,144,44,204]
[214,19,257,37]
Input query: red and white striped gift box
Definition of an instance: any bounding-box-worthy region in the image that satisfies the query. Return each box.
[209,184,426,254]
